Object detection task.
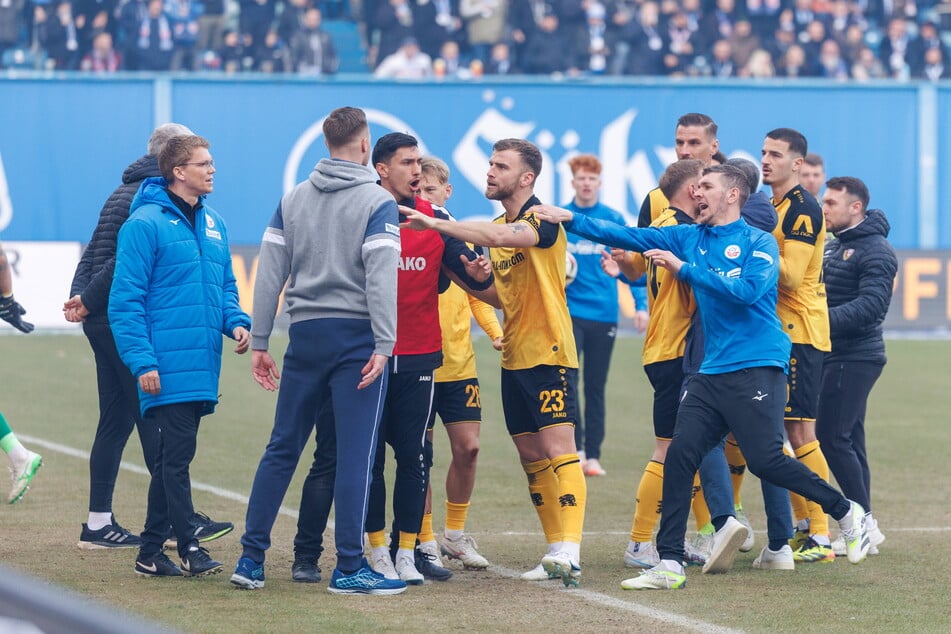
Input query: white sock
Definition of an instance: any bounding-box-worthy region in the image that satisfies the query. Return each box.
[396,547,415,563]
[546,541,562,556]
[7,444,29,467]
[87,512,113,531]
[561,541,580,563]
[444,528,463,541]
[796,518,810,531]
[657,558,684,575]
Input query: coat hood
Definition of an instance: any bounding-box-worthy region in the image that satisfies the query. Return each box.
[123,155,161,185]
[741,191,779,233]
[836,208,890,242]
[308,158,380,193]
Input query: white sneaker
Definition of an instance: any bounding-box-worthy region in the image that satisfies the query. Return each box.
[834,514,884,556]
[369,546,399,580]
[735,507,755,552]
[702,516,747,574]
[394,551,424,585]
[623,541,660,568]
[8,450,43,504]
[441,533,490,569]
[836,500,870,564]
[684,535,709,566]
[583,458,606,477]
[752,545,795,570]
[520,562,557,581]
[541,551,581,587]
[620,564,686,590]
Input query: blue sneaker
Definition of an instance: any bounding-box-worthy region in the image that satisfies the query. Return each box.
[328,559,407,595]
[230,556,266,589]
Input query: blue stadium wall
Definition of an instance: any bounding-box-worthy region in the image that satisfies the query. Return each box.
[1,75,949,331]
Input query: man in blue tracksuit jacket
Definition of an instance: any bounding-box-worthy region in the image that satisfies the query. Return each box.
[534,164,870,590]
[110,135,251,579]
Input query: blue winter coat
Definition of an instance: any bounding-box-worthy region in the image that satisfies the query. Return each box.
[109,177,251,417]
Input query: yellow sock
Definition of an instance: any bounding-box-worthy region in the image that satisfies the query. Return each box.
[551,453,586,545]
[725,438,746,508]
[691,471,711,531]
[631,460,664,542]
[367,530,387,549]
[419,512,435,544]
[445,501,470,534]
[523,458,563,545]
[796,440,831,536]
[398,531,418,551]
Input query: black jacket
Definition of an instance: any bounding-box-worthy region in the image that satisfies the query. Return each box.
[822,209,898,364]
[69,155,159,323]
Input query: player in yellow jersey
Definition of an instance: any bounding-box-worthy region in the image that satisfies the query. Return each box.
[415,156,502,574]
[761,127,834,563]
[401,138,586,588]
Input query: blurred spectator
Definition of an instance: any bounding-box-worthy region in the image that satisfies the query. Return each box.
[196,0,226,53]
[827,0,864,44]
[73,1,112,57]
[289,6,339,74]
[740,46,775,76]
[791,0,821,34]
[744,0,783,38]
[484,39,518,73]
[879,16,912,79]
[581,1,609,74]
[625,1,666,75]
[277,0,310,44]
[910,20,949,76]
[117,0,149,69]
[709,38,737,76]
[520,13,574,74]
[374,35,432,76]
[80,29,122,69]
[851,44,887,79]
[604,0,638,74]
[728,19,760,68]
[166,0,201,70]
[218,28,254,72]
[35,1,82,70]
[766,22,797,61]
[918,45,950,78]
[459,0,507,63]
[433,38,463,75]
[0,0,25,66]
[136,0,174,70]
[239,0,277,57]
[817,37,850,79]
[699,0,738,45]
[414,0,463,59]
[777,42,814,76]
[373,0,415,67]
[840,23,867,62]
[318,0,353,20]
[510,0,559,68]
[800,19,829,65]
[664,10,697,75]
[256,29,291,72]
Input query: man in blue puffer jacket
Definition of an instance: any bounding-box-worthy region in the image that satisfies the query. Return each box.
[110,134,251,579]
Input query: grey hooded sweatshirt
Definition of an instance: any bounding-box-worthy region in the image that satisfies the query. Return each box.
[251,157,401,356]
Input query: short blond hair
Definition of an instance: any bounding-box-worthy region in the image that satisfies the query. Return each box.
[421,156,450,184]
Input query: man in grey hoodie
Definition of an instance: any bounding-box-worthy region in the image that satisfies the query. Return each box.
[231,107,406,595]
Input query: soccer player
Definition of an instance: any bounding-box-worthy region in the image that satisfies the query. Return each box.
[563,154,629,477]
[800,153,826,200]
[416,155,500,572]
[761,128,835,563]
[231,107,406,595]
[533,165,870,591]
[401,138,587,588]
[818,176,896,558]
[0,241,42,504]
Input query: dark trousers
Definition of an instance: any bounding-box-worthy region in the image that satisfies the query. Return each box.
[83,321,159,513]
[294,403,336,561]
[657,367,849,562]
[140,402,203,559]
[571,317,616,460]
[816,361,883,513]
[241,319,385,573]
[365,370,434,537]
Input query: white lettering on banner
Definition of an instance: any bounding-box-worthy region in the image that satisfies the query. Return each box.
[0,242,82,331]
[0,151,13,232]
[398,256,427,271]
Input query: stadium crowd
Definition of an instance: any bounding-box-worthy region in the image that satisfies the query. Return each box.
[2,0,951,79]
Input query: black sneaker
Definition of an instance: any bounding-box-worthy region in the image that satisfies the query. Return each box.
[165,512,234,548]
[181,545,223,577]
[193,511,234,543]
[135,551,183,577]
[415,547,453,581]
[78,515,142,550]
[292,557,322,583]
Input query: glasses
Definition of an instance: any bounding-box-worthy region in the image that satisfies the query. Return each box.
[179,160,215,169]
